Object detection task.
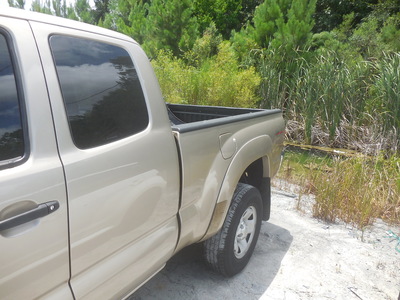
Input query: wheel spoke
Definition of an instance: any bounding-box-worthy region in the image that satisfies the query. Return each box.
[242,208,253,221]
[237,238,248,254]
[234,238,239,254]
[245,219,255,237]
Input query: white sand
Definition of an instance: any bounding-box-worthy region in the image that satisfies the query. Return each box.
[131,184,400,300]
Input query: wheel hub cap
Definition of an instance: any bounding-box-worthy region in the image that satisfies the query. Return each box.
[234,206,256,259]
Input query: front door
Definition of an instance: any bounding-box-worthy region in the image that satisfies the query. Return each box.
[0,17,71,300]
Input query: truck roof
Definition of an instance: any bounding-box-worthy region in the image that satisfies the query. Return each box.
[0,7,136,44]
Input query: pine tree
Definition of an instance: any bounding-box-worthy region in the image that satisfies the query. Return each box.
[252,0,315,52]
[253,0,291,49]
[74,0,94,23]
[271,0,316,52]
[52,0,63,16]
[145,0,199,57]
[121,0,148,44]
[29,0,67,17]
[7,0,25,9]
[93,0,110,24]
[31,0,55,15]
[101,0,149,44]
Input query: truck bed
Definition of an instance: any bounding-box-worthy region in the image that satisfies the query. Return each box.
[167,103,282,133]
[167,102,284,251]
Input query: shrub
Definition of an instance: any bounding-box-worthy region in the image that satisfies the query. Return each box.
[152,42,261,108]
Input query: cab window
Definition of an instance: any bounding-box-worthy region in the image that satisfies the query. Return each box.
[50,35,149,149]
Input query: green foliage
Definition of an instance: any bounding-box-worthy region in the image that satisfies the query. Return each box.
[314,0,374,33]
[143,0,199,57]
[230,26,258,64]
[370,0,400,25]
[257,48,375,145]
[325,7,400,61]
[8,0,25,9]
[300,52,368,140]
[333,12,356,41]
[65,6,78,20]
[51,0,65,17]
[270,0,316,54]
[103,0,198,57]
[194,0,241,39]
[373,53,400,137]
[240,0,264,25]
[29,0,89,21]
[185,22,223,66]
[248,0,316,53]
[349,17,384,59]
[31,0,54,14]
[102,0,149,44]
[312,30,363,66]
[381,15,400,52]
[74,0,94,23]
[150,51,196,105]
[193,0,262,39]
[252,0,291,49]
[233,0,317,81]
[231,0,316,65]
[152,43,261,108]
[93,0,109,23]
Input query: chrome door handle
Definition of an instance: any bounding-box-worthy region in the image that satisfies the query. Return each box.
[0,201,59,231]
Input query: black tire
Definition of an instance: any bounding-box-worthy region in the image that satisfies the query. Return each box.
[203,183,263,277]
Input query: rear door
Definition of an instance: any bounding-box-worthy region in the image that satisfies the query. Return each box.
[0,17,71,299]
[30,22,181,299]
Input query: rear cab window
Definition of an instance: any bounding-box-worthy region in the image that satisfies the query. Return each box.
[0,32,26,168]
[49,35,149,149]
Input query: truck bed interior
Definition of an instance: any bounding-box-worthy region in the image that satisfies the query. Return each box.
[167,103,264,125]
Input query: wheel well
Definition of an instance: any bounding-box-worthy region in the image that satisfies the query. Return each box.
[239,158,263,188]
[239,158,271,221]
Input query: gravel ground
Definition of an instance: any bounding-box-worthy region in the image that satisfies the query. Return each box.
[131,185,400,300]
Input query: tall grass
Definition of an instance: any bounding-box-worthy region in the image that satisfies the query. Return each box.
[372,53,400,152]
[152,43,399,154]
[259,49,400,227]
[254,50,399,154]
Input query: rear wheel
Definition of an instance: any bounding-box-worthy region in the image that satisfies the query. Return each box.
[204,183,262,277]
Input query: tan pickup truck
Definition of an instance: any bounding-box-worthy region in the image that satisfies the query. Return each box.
[0,8,285,300]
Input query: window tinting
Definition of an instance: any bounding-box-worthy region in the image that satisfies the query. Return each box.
[50,35,149,149]
[0,34,24,163]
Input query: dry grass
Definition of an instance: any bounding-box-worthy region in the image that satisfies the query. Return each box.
[278,149,400,228]
[286,119,399,156]
[311,156,400,228]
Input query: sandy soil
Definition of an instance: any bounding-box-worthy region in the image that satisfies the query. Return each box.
[131,184,400,300]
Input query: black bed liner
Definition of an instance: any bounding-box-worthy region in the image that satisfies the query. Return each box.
[167,103,281,133]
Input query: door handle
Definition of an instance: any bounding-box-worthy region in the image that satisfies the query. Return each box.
[0,201,59,231]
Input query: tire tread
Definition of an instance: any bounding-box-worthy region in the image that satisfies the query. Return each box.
[203,183,262,277]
